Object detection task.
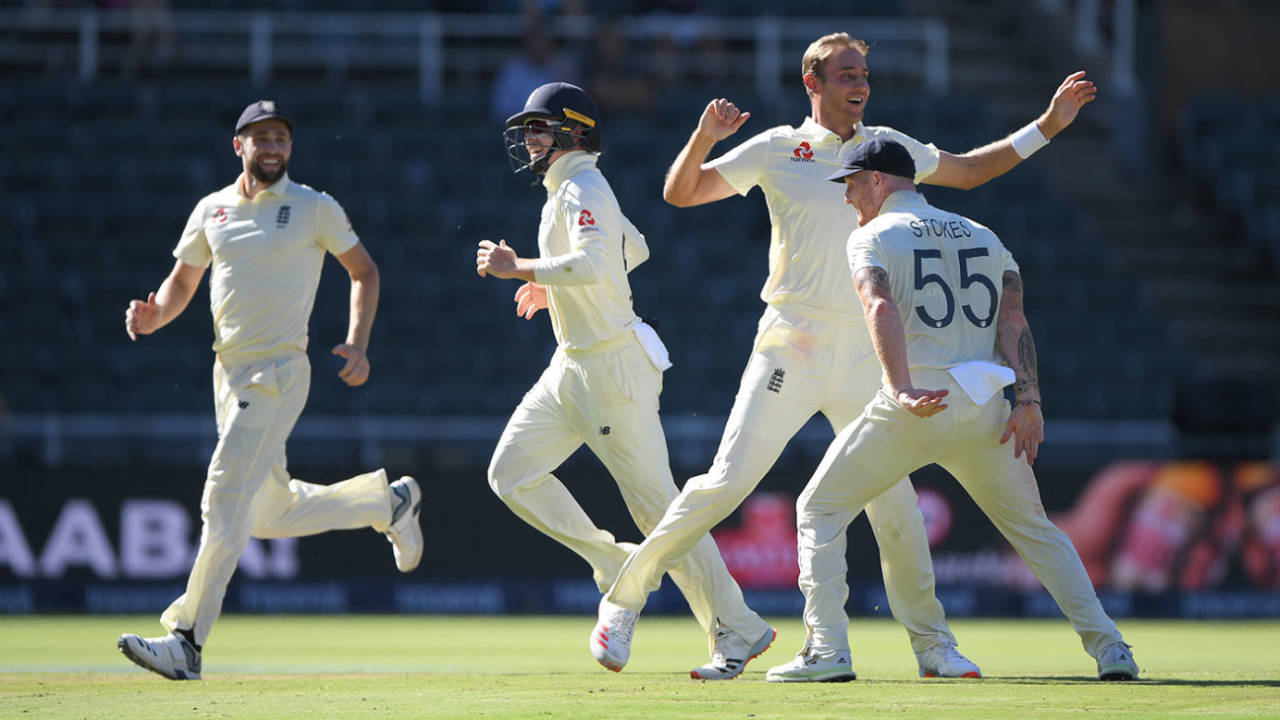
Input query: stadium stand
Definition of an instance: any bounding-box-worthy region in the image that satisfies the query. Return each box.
[5,1,1266,432]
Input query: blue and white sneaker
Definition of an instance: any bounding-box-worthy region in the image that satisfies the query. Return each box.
[117,632,202,680]
[690,623,776,679]
[386,476,423,572]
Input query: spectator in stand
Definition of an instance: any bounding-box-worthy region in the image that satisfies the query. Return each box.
[490,13,577,125]
[585,20,657,116]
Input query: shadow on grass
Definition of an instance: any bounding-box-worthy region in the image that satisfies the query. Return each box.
[986,676,1280,688]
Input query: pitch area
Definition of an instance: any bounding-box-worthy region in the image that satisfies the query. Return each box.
[1,615,1277,719]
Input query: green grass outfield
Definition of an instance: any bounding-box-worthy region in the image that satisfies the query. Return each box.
[1,615,1277,719]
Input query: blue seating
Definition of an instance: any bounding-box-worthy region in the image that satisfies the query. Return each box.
[0,71,1177,420]
[1180,94,1280,278]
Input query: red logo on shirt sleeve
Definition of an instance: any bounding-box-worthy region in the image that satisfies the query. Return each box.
[212,207,228,224]
[578,209,596,226]
[793,142,814,160]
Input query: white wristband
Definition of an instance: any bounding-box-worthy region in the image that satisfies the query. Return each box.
[1009,122,1049,159]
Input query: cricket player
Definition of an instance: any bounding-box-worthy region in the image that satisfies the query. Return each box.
[595,32,1097,678]
[478,82,775,679]
[770,138,1138,681]
[116,101,423,680]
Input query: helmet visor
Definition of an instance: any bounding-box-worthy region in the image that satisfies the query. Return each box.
[503,118,579,175]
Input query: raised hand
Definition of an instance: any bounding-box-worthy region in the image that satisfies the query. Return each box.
[697,98,751,143]
[1040,71,1097,138]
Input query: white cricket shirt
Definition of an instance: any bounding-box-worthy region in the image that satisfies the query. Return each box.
[847,190,1019,372]
[707,118,940,317]
[174,173,360,364]
[532,152,646,352]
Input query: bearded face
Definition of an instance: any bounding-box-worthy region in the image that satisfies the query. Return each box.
[248,152,289,184]
[235,119,292,186]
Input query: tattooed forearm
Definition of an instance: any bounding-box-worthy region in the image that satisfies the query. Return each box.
[996,269,1038,400]
[1003,271,1023,294]
[1014,326,1039,397]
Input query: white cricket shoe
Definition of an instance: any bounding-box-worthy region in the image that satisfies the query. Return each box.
[1096,642,1139,681]
[765,649,857,683]
[917,643,982,678]
[690,623,776,680]
[385,476,423,572]
[590,599,639,672]
[117,632,202,680]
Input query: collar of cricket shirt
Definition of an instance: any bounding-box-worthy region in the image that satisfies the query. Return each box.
[541,151,598,195]
[798,116,853,146]
[877,188,927,214]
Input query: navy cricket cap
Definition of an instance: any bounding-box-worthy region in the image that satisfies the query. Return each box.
[827,138,916,183]
[235,100,293,134]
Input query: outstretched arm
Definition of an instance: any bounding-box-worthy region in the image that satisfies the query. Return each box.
[332,241,379,387]
[924,71,1097,190]
[996,270,1045,463]
[854,266,948,417]
[663,98,748,207]
[124,259,205,340]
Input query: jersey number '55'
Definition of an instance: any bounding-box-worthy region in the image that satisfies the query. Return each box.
[913,248,998,329]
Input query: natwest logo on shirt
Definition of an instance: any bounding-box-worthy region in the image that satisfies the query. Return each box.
[791,142,815,162]
[578,209,596,226]
[211,207,229,224]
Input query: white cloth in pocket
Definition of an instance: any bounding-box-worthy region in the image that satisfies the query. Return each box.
[629,319,672,371]
[946,360,1015,405]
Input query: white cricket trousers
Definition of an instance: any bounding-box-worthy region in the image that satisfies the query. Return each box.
[606,303,955,654]
[488,336,770,646]
[798,369,1124,658]
[161,353,392,646]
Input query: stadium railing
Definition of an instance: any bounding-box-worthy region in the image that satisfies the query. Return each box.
[0,8,949,100]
